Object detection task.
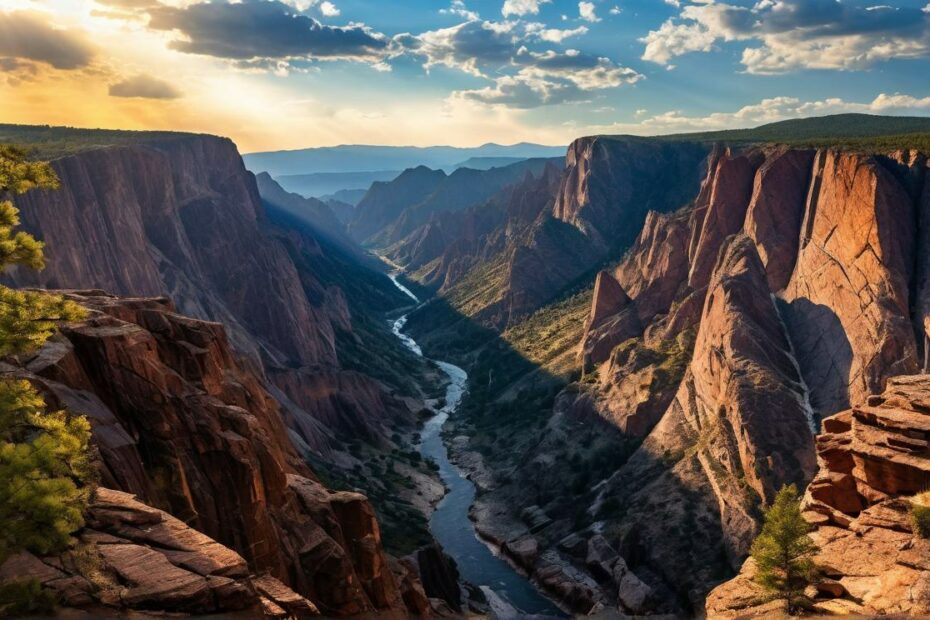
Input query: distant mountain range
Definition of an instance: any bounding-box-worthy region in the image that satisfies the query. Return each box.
[275,170,402,198]
[242,143,566,177]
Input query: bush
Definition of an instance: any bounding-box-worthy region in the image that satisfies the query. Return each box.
[0,579,56,617]
[910,492,930,538]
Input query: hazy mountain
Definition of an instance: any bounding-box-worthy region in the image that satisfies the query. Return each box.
[274,169,402,198]
[242,142,566,176]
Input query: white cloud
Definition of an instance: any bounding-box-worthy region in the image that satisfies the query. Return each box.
[664,0,680,7]
[641,0,930,73]
[319,1,339,17]
[641,19,716,64]
[524,22,588,43]
[441,0,479,21]
[453,48,642,108]
[609,6,622,16]
[502,0,551,17]
[579,1,600,22]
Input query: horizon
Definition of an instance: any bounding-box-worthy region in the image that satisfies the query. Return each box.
[5,0,930,152]
[9,111,930,157]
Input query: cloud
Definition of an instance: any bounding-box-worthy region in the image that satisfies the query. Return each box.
[146,0,389,64]
[502,0,551,17]
[453,48,642,108]
[519,49,641,89]
[579,1,600,23]
[641,0,930,73]
[0,11,95,70]
[402,20,518,77]
[319,1,339,17]
[524,22,588,43]
[609,6,622,16]
[109,74,182,99]
[441,1,479,21]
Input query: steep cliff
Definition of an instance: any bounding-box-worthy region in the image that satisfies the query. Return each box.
[4,132,426,458]
[429,140,930,615]
[0,292,425,616]
[400,138,711,336]
[2,129,446,589]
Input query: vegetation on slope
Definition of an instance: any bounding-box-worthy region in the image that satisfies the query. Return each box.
[0,124,202,159]
[630,113,930,152]
[0,146,92,615]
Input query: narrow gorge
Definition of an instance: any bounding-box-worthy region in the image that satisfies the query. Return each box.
[4,115,930,619]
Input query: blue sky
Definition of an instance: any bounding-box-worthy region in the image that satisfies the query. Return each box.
[3,0,930,150]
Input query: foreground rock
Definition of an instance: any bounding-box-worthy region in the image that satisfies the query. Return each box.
[707,374,930,617]
[0,488,318,617]
[0,292,424,616]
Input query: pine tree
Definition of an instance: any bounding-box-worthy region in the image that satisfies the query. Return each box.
[0,146,91,611]
[750,483,819,615]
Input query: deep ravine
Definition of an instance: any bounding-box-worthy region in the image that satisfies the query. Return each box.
[387,274,562,617]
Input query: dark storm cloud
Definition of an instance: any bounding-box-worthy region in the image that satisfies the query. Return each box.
[0,11,95,70]
[147,0,389,62]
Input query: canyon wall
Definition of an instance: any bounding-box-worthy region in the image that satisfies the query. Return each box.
[1,292,427,616]
[438,140,930,615]
[4,135,418,456]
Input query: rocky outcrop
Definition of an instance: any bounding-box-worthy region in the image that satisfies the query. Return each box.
[686,150,761,291]
[0,488,319,617]
[707,374,930,617]
[579,272,640,370]
[743,148,815,291]
[782,150,919,417]
[553,137,710,255]
[2,292,418,616]
[594,236,816,608]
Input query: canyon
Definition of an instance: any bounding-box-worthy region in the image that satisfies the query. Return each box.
[4,115,930,618]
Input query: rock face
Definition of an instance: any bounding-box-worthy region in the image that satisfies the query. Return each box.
[707,374,930,617]
[579,271,640,370]
[3,133,416,463]
[553,137,710,255]
[782,149,919,417]
[462,143,929,616]
[0,488,318,617]
[1,292,416,616]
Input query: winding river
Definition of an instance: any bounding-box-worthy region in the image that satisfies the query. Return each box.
[387,275,561,617]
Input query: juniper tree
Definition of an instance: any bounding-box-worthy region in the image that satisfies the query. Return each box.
[750,484,819,615]
[0,145,90,571]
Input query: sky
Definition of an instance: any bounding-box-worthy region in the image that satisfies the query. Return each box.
[1,0,930,152]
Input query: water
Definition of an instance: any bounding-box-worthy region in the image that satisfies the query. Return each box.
[387,274,562,616]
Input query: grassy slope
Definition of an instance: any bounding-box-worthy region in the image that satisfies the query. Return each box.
[612,113,930,152]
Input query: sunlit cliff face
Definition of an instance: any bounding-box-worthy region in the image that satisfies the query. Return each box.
[3,0,930,151]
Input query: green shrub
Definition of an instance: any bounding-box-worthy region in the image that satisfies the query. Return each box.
[910,492,930,538]
[0,579,56,617]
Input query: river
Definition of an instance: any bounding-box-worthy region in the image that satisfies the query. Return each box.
[387,274,562,617]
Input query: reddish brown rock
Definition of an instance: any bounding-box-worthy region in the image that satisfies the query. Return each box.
[587,271,630,329]
[0,487,283,616]
[707,375,930,618]
[589,235,816,611]
[687,150,761,291]
[3,293,415,617]
[614,209,693,325]
[743,147,815,291]
[782,149,918,416]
